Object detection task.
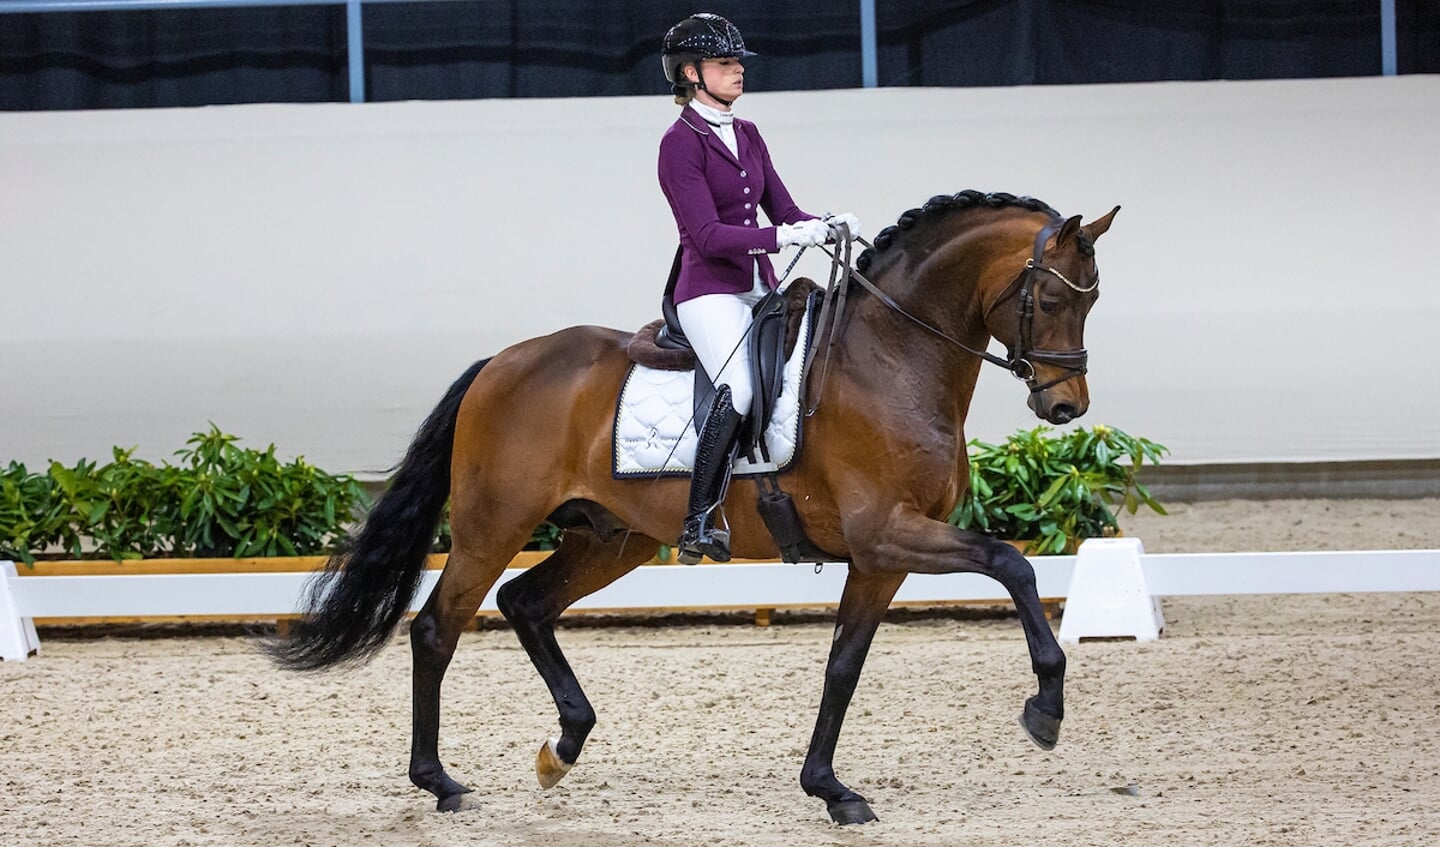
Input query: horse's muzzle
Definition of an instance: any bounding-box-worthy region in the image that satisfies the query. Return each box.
[1047,403,1079,425]
[1027,386,1089,425]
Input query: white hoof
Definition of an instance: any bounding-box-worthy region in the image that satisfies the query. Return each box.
[535,737,573,789]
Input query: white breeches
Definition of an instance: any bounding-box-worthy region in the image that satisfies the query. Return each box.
[676,280,767,416]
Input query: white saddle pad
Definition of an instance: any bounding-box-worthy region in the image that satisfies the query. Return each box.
[613,300,814,478]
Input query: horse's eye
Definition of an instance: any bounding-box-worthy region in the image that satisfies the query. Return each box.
[1039,300,1062,315]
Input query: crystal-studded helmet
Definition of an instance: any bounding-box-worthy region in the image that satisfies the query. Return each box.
[662,13,757,85]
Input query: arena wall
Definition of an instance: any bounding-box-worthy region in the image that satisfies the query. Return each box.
[2,75,1436,474]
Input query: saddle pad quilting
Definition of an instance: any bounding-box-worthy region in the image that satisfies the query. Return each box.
[613,299,813,478]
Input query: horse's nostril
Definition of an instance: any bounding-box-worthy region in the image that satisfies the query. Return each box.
[1049,404,1075,424]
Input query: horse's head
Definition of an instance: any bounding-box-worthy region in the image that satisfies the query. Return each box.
[850,193,1122,426]
[985,206,1120,425]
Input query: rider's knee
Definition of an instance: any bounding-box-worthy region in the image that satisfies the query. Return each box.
[724,381,753,415]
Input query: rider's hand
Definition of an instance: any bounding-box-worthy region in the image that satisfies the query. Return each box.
[777,219,831,248]
[824,212,863,241]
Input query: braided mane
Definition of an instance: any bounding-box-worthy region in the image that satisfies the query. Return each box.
[855,190,1061,274]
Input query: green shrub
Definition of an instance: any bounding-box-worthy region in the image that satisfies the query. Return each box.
[1,426,568,566]
[0,426,369,564]
[168,427,370,558]
[949,424,1168,554]
[46,449,177,561]
[1,461,79,563]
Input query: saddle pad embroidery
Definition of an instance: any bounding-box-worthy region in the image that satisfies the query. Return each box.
[613,297,814,478]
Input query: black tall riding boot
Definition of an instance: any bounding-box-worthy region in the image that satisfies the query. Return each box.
[678,387,746,564]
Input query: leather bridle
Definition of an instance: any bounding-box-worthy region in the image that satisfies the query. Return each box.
[990,219,1098,392]
[802,218,1096,415]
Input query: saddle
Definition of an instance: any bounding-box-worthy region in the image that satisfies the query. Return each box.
[627,277,817,458]
[621,247,834,564]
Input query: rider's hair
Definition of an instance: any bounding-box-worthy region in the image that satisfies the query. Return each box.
[672,61,697,105]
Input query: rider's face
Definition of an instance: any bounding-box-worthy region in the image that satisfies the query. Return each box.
[690,57,744,107]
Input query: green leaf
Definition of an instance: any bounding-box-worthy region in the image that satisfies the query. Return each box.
[1037,474,1070,508]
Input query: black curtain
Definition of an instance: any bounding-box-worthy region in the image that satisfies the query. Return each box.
[361,0,854,101]
[1399,0,1440,72]
[875,0,1396,86]
[1,1,1436,111]
[0,6,348,110]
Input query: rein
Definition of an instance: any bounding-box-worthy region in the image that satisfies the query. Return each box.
[801,219,1092,415]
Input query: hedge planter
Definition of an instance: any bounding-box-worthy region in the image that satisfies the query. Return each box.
[950,425,1167,553]
[5,424,1165,629]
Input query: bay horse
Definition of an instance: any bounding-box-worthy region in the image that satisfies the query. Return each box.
[267,190,1119,824]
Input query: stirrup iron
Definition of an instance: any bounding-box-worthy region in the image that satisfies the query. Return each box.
[678,505,731,565]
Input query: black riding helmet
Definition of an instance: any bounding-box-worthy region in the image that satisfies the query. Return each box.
[662,13,756,101]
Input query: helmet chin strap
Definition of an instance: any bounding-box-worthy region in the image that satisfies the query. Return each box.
[692,64,733,108]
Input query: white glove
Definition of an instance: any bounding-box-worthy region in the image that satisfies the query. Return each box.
[824,212,863,241]
[776,218,830,249]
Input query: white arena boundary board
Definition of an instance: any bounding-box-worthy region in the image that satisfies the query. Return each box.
[4,544,1440,661]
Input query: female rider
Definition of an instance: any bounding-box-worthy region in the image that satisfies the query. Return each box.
[658,12,861,564]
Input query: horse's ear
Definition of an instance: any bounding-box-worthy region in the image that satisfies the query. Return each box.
[1053,214,1084,248]
[1082,206,1121,242]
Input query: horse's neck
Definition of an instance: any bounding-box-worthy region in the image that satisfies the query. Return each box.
[843,223,1031,429]
[838,269,989,433]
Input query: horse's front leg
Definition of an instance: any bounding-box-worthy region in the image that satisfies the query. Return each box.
[799,569,906,824]
[874,512,1067,749]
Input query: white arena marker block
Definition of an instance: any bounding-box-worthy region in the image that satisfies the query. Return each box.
[0,561,42,662]
[1058,538,1164,644]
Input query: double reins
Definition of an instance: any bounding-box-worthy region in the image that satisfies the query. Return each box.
[801,218,1094,415]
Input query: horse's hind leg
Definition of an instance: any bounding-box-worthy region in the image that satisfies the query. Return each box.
[408,545,513,811]
[495,527,660,789]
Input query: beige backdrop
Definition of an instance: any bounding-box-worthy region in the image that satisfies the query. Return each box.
[2,76,1437,473]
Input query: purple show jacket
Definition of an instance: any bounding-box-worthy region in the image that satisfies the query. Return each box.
[658,106,817,304]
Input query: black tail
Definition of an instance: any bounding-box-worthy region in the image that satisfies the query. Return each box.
[265,358,489,671]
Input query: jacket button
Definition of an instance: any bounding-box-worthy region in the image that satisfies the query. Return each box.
[742,187,750,195]
[740,170,748,177]
[744,219,752,225]
[744,203,752,210]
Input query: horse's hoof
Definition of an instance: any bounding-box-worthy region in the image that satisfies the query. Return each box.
[536,737,574,789]
[436,791,478,813]
[827,798,879,825]
[1020,697,1062,751]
